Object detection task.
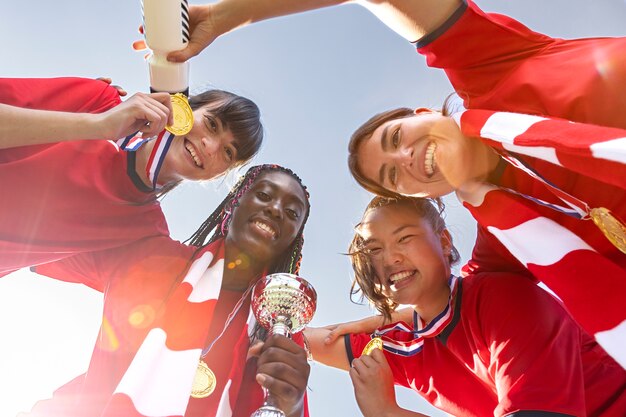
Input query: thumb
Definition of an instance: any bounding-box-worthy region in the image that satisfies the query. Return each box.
[167,39,206,63]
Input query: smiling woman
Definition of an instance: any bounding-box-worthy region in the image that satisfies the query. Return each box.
[0,78,262,277]
[305,195,626,417]
[26,164,312,417]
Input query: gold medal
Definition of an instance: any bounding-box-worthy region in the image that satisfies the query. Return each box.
[191,360,217,399]
[166,93,193,136]
[361,337,383,356]
[589,207,626,255]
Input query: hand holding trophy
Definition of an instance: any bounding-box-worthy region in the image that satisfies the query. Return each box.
[251,273,317,417]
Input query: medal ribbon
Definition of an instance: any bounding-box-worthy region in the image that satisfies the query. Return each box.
[116,130,176,191]
[200,282,256,358]
[373,275,459,357]
[495,150,591,219]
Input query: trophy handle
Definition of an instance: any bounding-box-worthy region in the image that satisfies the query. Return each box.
[270,315,292,338]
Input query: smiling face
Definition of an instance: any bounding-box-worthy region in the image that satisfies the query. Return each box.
[159,105,238,183]
[357,202,451,309]
[355,111,492,197]
[225,171,308,267]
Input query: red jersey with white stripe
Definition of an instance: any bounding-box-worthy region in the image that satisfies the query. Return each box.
[0,78,169,277]
[347,273,626,417]
[416,0,626,129]
[30,237,309,417]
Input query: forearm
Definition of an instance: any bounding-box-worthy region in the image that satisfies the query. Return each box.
[304,327,351,370]
[211,0,350,34]
[0,104,102,149]
[357,0,461,42]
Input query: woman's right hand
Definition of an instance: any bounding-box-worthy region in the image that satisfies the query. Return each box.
[93,92,173,140]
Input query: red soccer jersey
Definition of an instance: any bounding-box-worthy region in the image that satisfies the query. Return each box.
[30,237,309,417]
[0,78,169,277]
[417,0,626,129]
[347,273,626,416]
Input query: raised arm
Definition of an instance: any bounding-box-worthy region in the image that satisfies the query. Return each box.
[0,92,172,149]
[169,0,461,62]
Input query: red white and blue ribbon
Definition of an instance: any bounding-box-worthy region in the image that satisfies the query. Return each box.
[117,130,176,191]
[374,275,459,357]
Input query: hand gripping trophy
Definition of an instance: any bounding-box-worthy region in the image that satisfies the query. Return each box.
[250,273,317,417]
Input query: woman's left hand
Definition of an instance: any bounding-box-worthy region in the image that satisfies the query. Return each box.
[254,334,310,417]
[349,348,399,417]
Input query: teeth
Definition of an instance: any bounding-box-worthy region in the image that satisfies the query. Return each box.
[185,141,203,168]
[253,220,277,238]
[389,270,413,282]
[424,142,437,176]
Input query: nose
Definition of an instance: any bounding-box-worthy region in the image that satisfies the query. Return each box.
[264,200,283,220]
[200,137,217,156]
[383,246,403,268]
[397,146,413,168]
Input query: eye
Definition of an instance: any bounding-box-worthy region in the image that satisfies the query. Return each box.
[204,115,218,131]
[256,191,270,201]
[389,167,397,187]
[286,208,300,220]
[398,234,414,243]
[363,246,382,256]
[225,147,234,162]
[392,128,400,147]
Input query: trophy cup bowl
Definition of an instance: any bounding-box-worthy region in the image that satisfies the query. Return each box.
[250,273,317,417]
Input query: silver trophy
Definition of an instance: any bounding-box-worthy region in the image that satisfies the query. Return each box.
[250,273,317,417]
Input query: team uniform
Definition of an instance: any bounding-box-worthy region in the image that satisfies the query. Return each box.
[346,274,626,417]
[449,110,626,340]
[0,78,168,277]
[416,0,626,129]
[413,3,626,341]
[28,236,309,417]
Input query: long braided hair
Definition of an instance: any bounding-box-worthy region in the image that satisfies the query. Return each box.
[186,164,310,276]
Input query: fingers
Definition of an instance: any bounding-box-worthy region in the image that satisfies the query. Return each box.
[167,5,214,63]
[255,335,310,403]
[96,77,127,97]
[148,92,173,125]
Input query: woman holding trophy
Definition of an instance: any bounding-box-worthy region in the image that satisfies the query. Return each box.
[25,164,313,417]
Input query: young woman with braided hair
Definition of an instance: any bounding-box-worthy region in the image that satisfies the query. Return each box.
[26,164,311,417]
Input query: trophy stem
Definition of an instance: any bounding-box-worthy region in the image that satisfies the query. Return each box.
[270,315,292,338]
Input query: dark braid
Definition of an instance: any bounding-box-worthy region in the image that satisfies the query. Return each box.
[186,164,310,275]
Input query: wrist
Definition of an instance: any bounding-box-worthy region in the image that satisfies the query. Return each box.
[76,112,104,140]
[211,0,249,34]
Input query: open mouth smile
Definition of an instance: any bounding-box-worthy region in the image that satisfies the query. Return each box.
[252,219,278,239]
[424,142,437,178]
[388,269,416,290]
[184,139,204,169]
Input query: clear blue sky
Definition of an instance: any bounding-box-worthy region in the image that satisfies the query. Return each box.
[1,1,625,416]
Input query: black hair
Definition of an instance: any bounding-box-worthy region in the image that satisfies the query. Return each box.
[187,164,310,275]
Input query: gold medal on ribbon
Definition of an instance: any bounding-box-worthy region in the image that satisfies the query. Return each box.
[165,93,193,136]
[589,207,626,255]
[361,337,383,356]
[191,360,217,399]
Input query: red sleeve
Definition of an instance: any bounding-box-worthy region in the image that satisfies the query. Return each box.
[0,77,121,113]
[416,0,552,104]
[472,273,585,416]
[462,224,531,279]
[32,251,110,292]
